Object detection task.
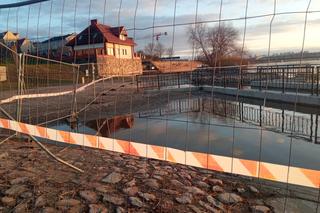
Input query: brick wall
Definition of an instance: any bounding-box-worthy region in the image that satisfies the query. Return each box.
[97,55,143,77]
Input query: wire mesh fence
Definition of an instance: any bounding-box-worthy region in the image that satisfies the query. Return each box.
[0,0,320,212]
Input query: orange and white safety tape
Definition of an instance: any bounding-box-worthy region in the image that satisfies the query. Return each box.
[0,118,319,189]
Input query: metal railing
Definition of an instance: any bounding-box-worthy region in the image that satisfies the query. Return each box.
[136,64,320,95]
[139,97,319,143]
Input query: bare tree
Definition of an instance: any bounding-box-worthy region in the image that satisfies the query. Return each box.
[188,23,243,66]
[166,47,175,58]
[143,42,166,59]
[154,42,165,58]
[143,43,156,59]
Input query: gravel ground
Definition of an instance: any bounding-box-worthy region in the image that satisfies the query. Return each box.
[1,139,319,213]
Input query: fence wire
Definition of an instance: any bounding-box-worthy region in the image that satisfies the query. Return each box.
[0,0,320,212]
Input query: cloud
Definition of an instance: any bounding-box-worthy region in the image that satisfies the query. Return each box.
[1,0,320,55]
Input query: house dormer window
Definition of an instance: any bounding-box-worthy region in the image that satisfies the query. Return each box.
[120,34,126,41]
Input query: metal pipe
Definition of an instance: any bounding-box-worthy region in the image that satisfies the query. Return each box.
[0,0,49,9]
[0,106,84,173]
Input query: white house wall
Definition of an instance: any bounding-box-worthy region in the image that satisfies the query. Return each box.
[106,43,133,59]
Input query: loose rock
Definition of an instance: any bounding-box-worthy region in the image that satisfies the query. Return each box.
[208,178,223,186]
[89,204,108,213]
[154,170,167,176]
[237,188,246,193]
[207,195,225,211]
[56,199,81,207]
[161,189,179,195]
[125,179,136,187]
[217,193,243,204]
[1,196,16,207]
[10,177,29,185]
[20,191,33,199]
[41,207,57,213]
[136,168,147,174]
[103,194,124,205]
[212,185,224,193]
[176,193,193,204]
[0,152,9,159]
[185,186,205,195]
[129,196,146,208]
[5,185,28,197]
[145,179,159,189]
[138,192,156,202]
[14,203,28,213]
[249,186,259,194]
[153,175,163,181]
[199,200,217,213]
[35,195,46,208]
[123,186,138,196]
[170,179,184,188]
[189,205,203,213]
[79,190,98,203]
[196,181,210,189]
[101,172,122,184]
[251,205,271,213]
[116,206,125,213]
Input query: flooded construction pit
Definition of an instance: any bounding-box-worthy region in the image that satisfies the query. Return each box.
[50,95,320,171]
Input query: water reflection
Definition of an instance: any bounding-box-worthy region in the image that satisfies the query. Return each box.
[86,115,134,137]
[50,97,320,170]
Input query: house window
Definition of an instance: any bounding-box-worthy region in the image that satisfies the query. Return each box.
[120,34,126,40]
[107,48,114,56]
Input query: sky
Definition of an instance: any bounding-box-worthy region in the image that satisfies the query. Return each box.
[1,0,320,57]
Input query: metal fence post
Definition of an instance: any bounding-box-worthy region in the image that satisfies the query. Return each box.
[311,66,315,95]
[92,63,96,98]
[16,53,25,137]
[136,75,139,92]
[317,66,319,96]
[157,74,160,90]
[282,67,285,93]
[197,70,200,86]
[315,114,319,144]
[259,105,262,126]
[259,67,262,91]
[223,70,226,88]
[71,65,80,120]
[281,109,285,133]
[240,68,243,89]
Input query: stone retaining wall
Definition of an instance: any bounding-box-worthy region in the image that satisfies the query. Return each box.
[0,66,7,82]
[97,55,142,77]
[152,60,202,73]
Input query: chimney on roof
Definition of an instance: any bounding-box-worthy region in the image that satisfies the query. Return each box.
[91,19,98,25]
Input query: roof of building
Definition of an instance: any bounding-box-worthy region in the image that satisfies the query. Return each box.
[0,31,19,39]
[42,33,76,43]
[66,21,134,47]
[17,38,27,46]
[0,32,6,38]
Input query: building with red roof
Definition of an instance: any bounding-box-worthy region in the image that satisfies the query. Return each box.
[66,19,137,63]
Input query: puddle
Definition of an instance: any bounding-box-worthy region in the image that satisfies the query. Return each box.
[49,97,320,171]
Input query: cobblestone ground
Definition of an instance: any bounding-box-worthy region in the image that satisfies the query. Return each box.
[1,140,319,213]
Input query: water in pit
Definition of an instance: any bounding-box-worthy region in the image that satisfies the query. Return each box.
[49,96,320,171]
